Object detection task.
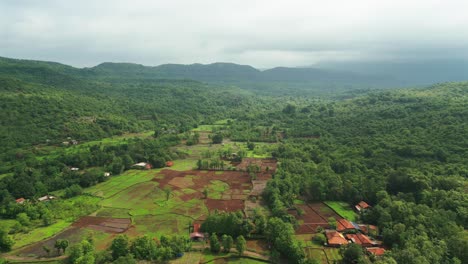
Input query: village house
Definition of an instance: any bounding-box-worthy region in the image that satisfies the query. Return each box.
[132,162,152,170]
[165,161,174,167]
[358,224,378,236]
[104,172,111,177]
[189,223,204,241]
[38,195,56,202]
[336,218,359,232]
[366,247,386,257]
[355,201,371,212]
[70,167,79,171]
[325,230,348,247]
[346,233,374,247]
[15,198,26,204]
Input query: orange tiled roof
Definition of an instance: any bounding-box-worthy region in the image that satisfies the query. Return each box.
[366,247,385,256]
[336,218,355,231]
[326,230,348,245]
[346,233,373,246]
[358,224,378,234]
[358,201,370,209]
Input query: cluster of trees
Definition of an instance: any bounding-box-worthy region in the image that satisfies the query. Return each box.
[107,234,191,263]
[208,233,246,255]
[65,234,192,264]
[1,196,99,242]
[201,211,254,237]
[0,136,179,215]
[257,83,468,263]
[196,159,229,170]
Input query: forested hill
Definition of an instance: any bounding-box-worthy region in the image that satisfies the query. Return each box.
[0,58,258,155]
[90,62,399,94]
[0,56,399,95]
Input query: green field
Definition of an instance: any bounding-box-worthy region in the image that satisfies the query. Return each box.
[84,169,160,198]
[325,201,358,221]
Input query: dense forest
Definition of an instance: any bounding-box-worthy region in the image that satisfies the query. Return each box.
[0,57,466,264]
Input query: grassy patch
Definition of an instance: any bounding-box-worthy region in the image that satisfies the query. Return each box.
[170,251,203,264]
[294,199,305,205]
[304,248,327,263]
[325,248,342,262]
[169,159,198,171]
[84,169,159,198]
[12,220,72,249]
[325,201,358,221]
[207,180,229,199]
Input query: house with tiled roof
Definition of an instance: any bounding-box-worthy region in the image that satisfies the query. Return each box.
[336,218,358,232]
[346,233,374,247]
[355,201,371,212]
[358,224,378,236]
[15,198,26,204]
[325,230,348,247]
[366,247,386,256]
[190,223,204,240]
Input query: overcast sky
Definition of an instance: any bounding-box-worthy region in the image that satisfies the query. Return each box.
[1,0,468,68]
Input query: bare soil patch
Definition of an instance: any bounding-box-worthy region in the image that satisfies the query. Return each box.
[234,158,277,174]
[15,227,84,257]
[205,199,245,212]
[290,203,343,234]
[73,216,131,233]
[168,176,194,189]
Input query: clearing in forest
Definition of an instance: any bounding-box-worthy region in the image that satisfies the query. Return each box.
[290,203,343,234]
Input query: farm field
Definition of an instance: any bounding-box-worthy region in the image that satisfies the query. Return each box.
[324,201,358,221]
[290,203,343,234]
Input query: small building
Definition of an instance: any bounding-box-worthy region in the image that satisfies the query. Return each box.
[71,140,79,145]
[104,172,111,177]
[190,223,205,241]
[132,162,152,170]
[358,224,378,236]
[15,198,26,204]
[355,201,371,212]
[325,230,348,247]
[346,233,374,247]
[336,218,358,232]
[166,161,174,167]
[366,247,386,257]
[70,167,79,171]
[38,195,56,202]
[62,141,70,146]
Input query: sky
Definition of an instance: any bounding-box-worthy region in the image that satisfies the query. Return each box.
[1,0,468,68]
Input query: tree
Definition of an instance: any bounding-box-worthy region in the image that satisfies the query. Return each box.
[313,233,326,245]
[235,235,246,256]
[113,254,136,264]
[221,234,233,253]
[212,133,223,144]
[130,235,158,260]
[110,235,129,260]
[0,228,14,252]
[342,244,364,264]
[247,141,255,151]
[42,210,54,226]
[16,212,30,226]
[43,245,51,257]
[328,217,337,230]
[68,244,84,263]
[209,233,221,253]
[54,239,69,255]
[202,188,208,199]
[163,186,172,201]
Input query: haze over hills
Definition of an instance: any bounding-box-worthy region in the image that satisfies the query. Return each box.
[2,56,468,96]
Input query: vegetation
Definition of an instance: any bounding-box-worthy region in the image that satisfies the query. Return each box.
[0,57,467,264]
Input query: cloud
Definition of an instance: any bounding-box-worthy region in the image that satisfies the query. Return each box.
[1,0,468,68]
